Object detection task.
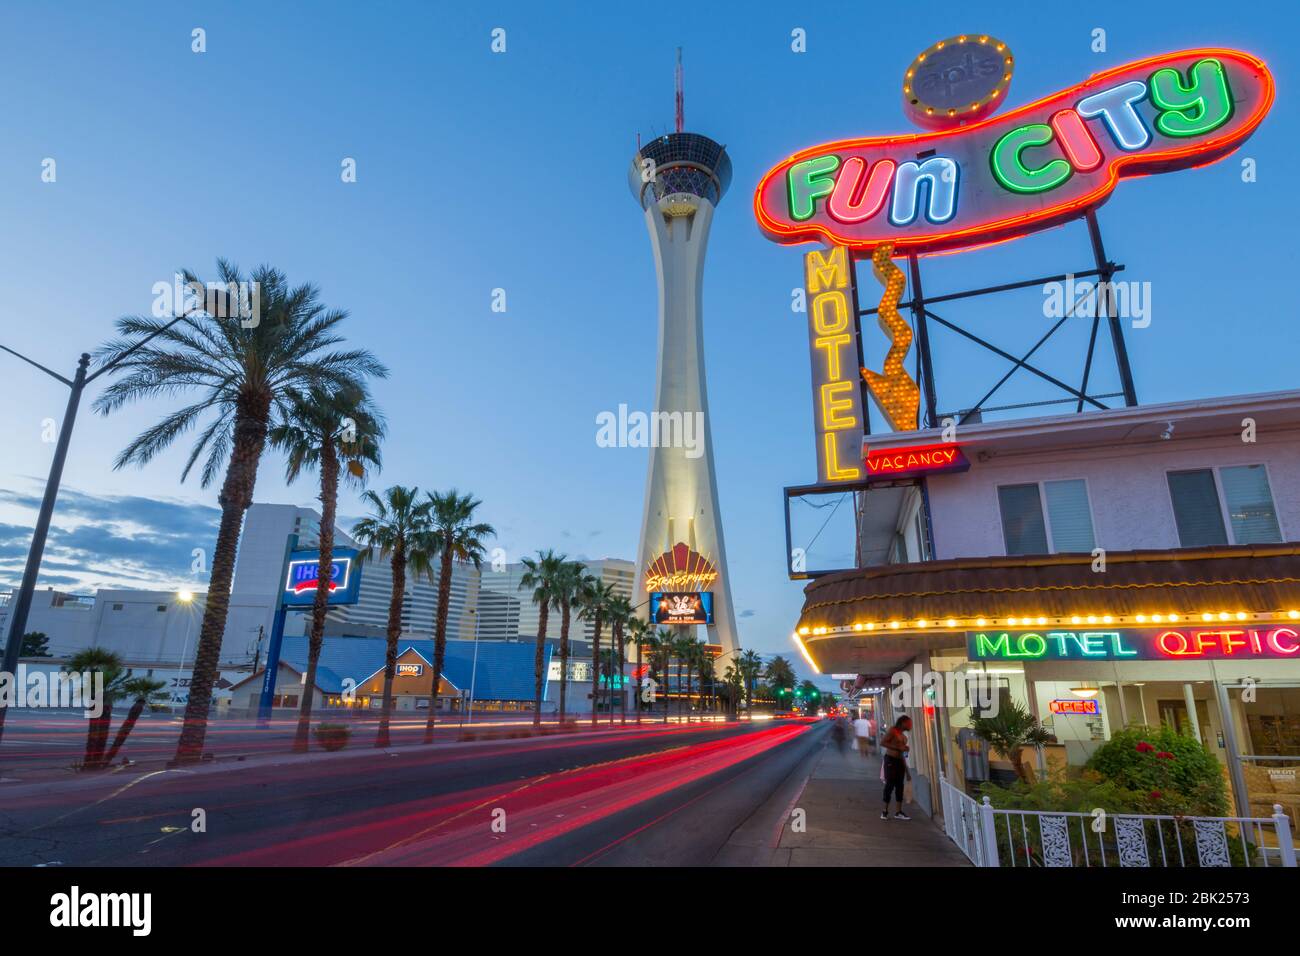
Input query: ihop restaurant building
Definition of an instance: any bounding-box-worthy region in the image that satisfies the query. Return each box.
[796,390,1300,824]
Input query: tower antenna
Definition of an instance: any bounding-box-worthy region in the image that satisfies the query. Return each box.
[675,47,684,133]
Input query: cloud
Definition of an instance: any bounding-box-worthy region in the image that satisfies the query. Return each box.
[0,486,220,594]
[739,609,755,618]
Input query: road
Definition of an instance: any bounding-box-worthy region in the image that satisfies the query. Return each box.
[0,717,830,866]
[0,709,633,772]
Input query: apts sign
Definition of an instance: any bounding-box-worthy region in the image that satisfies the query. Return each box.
[968,626,1300,662]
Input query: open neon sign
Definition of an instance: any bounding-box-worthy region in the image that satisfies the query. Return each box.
[755,49,1273,255]
[1050,699,1100,715]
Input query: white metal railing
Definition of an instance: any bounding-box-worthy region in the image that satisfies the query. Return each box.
[938,775,1296,868]
[940,774,991,866]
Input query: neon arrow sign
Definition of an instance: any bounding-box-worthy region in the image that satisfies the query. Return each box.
[755,49,1273,255]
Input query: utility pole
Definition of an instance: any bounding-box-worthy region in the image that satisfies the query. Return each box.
[0,311,194,750]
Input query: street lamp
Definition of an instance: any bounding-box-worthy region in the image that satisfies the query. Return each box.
[464,608,480,726]
[171,591,199,714]
[0,310,196,747]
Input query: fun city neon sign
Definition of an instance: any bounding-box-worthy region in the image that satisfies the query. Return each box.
[968,627,1300,662]
[756,49,1273,255]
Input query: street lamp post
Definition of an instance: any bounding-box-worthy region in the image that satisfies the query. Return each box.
[171,592,198,715]
[465,608,480,726]
[0,312,194,748]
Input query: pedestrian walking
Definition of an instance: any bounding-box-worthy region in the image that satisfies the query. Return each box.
[852,711,873,757]
[880,714,912,820]
[830,715,848,753]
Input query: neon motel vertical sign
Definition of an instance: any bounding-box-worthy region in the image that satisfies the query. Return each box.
[804,245,866,481]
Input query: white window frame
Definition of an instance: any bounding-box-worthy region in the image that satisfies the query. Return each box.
[995,477,1098,556]
[1164,462,1285,547]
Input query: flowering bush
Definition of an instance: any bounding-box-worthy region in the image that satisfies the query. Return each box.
[1085,726,1228,816]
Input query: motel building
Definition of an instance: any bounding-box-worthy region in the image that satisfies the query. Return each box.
[795,389,1300,827]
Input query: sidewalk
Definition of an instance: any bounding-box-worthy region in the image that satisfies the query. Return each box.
[770,736,971,866]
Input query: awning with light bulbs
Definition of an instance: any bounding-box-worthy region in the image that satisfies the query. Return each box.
[794,543,1300,675]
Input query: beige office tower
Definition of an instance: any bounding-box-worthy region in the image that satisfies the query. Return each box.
[627,131,740,658]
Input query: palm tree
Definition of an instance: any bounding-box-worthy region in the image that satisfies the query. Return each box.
[579,576,616,728]
[671,633,698,722]
[970,701,1052,784]
[554,563,587,722]
[104,676,169,764]
[606,595,633,726]
[738,649,763,716]
[654,628,675,724]
[519,550,567,726]
[65,648,131,770]
[627,617,649,725]
[723,661,745,719]
[94,261,387,763]
[352,486,432,747]
[766,655,796,699]
[270,385,384,753]
[695,642,716,718]
[638,627,665,723]
[420,490,494,743]
[797,679,821,713]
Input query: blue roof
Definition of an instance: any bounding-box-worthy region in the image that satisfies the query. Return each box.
[277,636,554,701]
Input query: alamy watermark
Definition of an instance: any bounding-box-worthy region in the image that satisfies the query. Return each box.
[151,275,261,328]
[596,404,705,459]
[1043,273,1151,329]
[0,666,105,717]
[890,664,1000,716]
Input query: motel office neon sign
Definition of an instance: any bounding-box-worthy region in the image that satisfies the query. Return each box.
[968,627,1300,662]
[756,49,1273,255]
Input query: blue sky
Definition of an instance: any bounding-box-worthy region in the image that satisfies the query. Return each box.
[0,1,1294,682]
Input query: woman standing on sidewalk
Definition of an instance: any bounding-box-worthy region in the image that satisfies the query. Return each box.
[880,715,912,821]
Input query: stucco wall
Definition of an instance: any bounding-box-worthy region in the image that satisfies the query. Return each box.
[925,428,1300,560]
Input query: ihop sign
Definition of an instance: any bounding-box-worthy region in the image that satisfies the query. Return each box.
[281,547,362,607]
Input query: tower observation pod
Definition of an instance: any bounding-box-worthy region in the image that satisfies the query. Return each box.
[628,130,741,660]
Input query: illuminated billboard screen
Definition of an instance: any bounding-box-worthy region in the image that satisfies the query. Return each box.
[651,591,714,626]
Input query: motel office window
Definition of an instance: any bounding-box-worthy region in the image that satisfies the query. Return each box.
[1167,465,1282,547]
[998,479,1096,556]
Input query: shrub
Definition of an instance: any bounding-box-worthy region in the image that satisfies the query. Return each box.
[981,765,1250,866]
[314,722,351,752]
[981,771,1146,815]
[1086,725,1229,816]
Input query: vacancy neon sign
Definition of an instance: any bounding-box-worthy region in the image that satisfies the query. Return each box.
[864,442,969,480]
[755,49,1273,255]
